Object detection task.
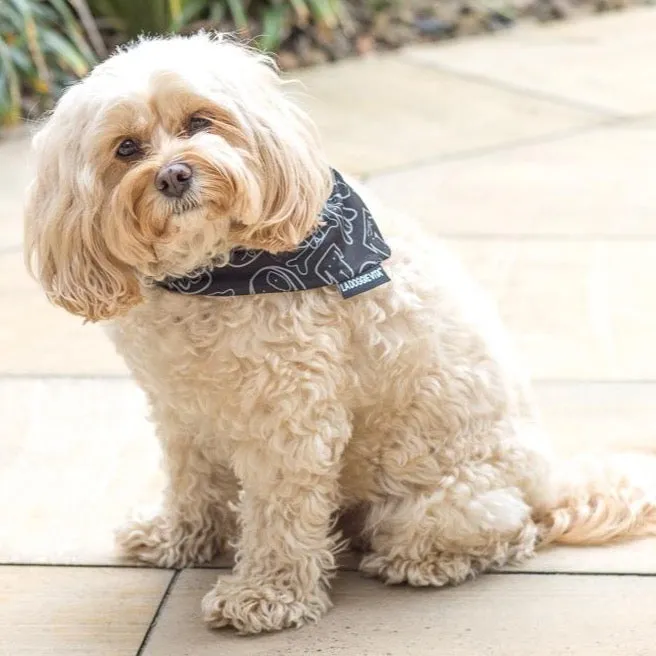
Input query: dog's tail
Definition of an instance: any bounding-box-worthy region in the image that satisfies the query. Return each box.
[535,451,656,547]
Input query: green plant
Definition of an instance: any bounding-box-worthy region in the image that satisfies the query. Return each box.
[89,0,344,53]
[88,0,190,38]
[0,0,98,126]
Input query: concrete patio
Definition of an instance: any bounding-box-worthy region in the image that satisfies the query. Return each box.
[3,7,656,655]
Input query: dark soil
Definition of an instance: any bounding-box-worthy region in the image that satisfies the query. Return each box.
[180,0,652,71]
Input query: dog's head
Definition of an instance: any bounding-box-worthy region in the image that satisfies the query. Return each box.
[24,34,331,321]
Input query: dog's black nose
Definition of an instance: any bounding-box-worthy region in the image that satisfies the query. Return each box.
[156,162,192,198]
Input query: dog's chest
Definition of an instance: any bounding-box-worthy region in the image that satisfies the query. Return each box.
[111,294,257,402]
[111,288,365,409]
[110,283,421,413]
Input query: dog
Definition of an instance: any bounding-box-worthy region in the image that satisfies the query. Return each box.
[24,33,656,634]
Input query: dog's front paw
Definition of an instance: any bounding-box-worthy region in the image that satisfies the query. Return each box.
[115,513,223,568]
[202,578,331,634]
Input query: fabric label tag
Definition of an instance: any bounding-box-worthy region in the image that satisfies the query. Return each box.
[337,265,390,299]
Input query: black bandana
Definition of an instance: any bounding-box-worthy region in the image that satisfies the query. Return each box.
[157,170,392,299]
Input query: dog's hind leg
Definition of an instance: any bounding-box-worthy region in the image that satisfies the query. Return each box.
[359,485,538,586]
[356,415,546,587]
[116,407,239,568]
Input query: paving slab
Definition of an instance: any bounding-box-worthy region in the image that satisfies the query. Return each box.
[450,238,656,380]
[3,377,656,572]
[0,130,33,252]
[141,570,656,656]
[0,252,128,376]
[367,122,656,236]
[538,381,656,456]
[0,566,172,656]
[294,56,600,176]
[0,378,163,564]
[403,8,656,115]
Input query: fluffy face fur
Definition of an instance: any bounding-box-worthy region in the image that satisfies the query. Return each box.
[25,34,656,636]
[25,34,332,321]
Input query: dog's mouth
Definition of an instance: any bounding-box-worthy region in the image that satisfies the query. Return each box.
[171,197,202,216]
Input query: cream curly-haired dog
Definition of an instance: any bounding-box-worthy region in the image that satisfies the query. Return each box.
[25,34,656,634]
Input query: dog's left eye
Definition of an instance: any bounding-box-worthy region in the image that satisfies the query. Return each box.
[187,115,212,135]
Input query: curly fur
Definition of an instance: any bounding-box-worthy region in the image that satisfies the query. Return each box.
[24,33,656,635]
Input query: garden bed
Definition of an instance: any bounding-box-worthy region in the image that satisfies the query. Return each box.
[185,0,651,70]
[0,0,652,126]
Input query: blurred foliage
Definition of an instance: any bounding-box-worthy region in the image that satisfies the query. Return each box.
[89,0,344,51]
[0,0,344,126]
[0,0,99,126]
[88,0,187,38]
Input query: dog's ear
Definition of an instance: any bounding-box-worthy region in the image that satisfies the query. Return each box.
[24,95,142,323]
[246,97,332,252]
[220,44,332,252]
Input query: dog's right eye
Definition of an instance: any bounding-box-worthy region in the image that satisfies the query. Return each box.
[187,115,212,135]
[116,139,141,159]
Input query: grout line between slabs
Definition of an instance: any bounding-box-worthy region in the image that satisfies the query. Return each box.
[135,569,181,656]
[3,561,656,578]
[3,375,656,385]
[0,562,176,569]
[439,233,656,241]
[360,117,625,181]
[401,55,623,118]
[491,570,656,578]
[0,561,233,570]
[534,378,656,385]
[0,373,131,380]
